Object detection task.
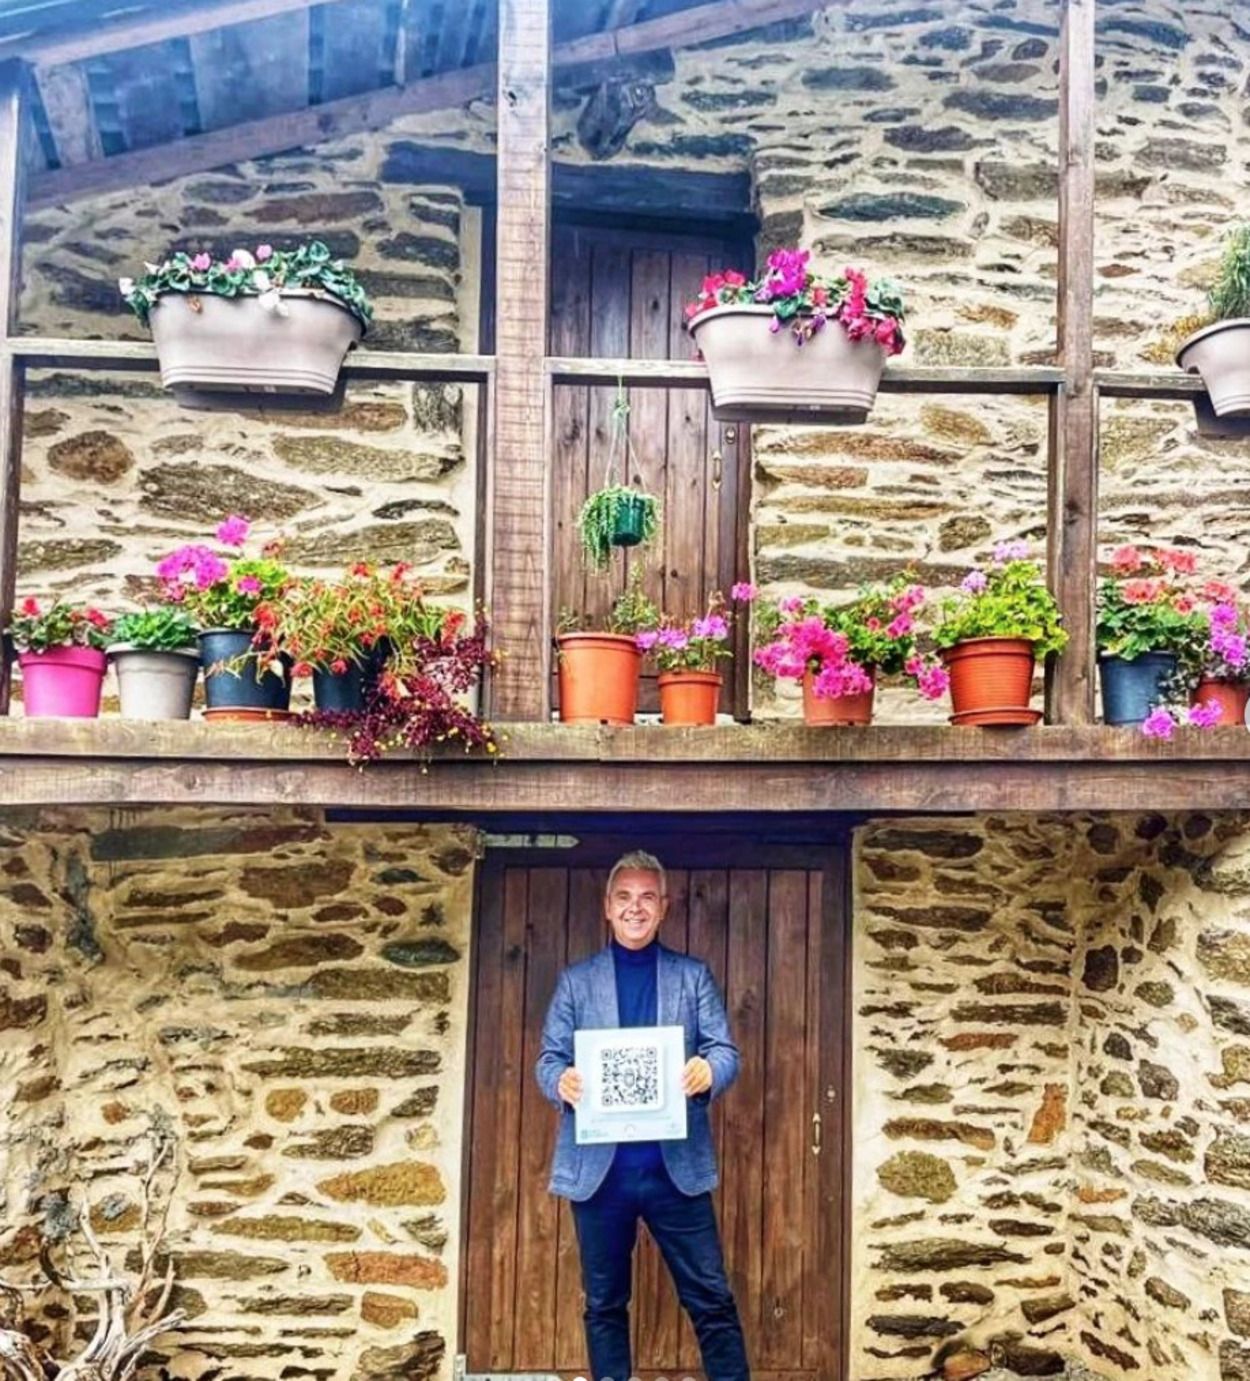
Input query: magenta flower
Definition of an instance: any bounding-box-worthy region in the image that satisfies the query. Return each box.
[812,658,873,700]
[236,575,262,596]
[636,630,660,652]
[779,595,805,615]
[1188,700,1223,728]
[216,514,250,548]
[693,614,729,641]
[994,539,1031,563]
[1141,707,1177,740]
[731,582,758,603]
[915,664,950,701]
[885,613,913,639]
[961,570,988,594]
[256,244,274,262]
[191,252,211,272]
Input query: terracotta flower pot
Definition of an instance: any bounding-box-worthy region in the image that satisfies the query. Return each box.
[149,291,363,402]
[940,637,1040,726]
[802,669,876,726]
[658,670,722,726]
[1176,319,1250,418]
[556,633,641,726]
[17,646,107,718]
[689,304,887,424]
[1192,677,1250,727]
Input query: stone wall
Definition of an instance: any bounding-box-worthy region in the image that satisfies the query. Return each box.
[853,811,1250,1381]
[0,807,477,1381]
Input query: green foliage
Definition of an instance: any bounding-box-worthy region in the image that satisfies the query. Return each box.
[1209,224,1250,322]
[557,568,659,638]
[934,557,1068,658]
[111,607,199,652]
[576,486,660,571]
[187,556,291,632]
[1096,580,1205,662]
[5,599,111,653]
[120,241,373,329]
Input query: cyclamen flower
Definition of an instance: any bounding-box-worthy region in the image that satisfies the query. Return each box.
[731,582,758,603]
[256,244,274,263]
[216,514,250,547]
[961,570,988,594]
[994,539,1030,563]
[191,252,212,272]
[1189,700,1224,728]
[1141,707,1177,740]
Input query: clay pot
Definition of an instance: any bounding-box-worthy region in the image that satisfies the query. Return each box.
[658,671,722,726]
[940,637,1038,726]
[555,633,641,726]
[689,304,887,424]
[1192,677,1250,727]
[1176,318,1250,418]
[149,291,362,403]
[802,669,876,726]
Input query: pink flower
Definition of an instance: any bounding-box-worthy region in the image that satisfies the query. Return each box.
[693,615,729,641]
[657,628,689,651]
[191,252,211,272]
[994,539,1030,563]
[811,658,873,700]
[961,570,988,594]
[915,664,950,701]
[1159,548,1197,575]
[779,595,805,615]
[636,630,660,652]
[731,582,758,603]
[1141,707,1176,739]
[19,596,39,616]
[236,576,262,596]
[216,514,250,547]
[866,617,882,632]
[886,613,913,639]
[1110,545,1144,574]
[1188,700,1223,728]
[256,244,274,262]
[1122,578,1164,605]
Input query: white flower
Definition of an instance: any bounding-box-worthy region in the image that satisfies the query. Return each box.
[252,269,271,292]
[231,248,256,270]
[118,277,135,295]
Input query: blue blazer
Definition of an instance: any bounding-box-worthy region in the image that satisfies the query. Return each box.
[535,942,740,1201]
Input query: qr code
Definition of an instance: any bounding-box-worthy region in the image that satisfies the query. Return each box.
[597,1044,661,1110]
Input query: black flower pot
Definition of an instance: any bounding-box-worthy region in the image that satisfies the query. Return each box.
[610,493,650,548]
[311,641,391,714]
[199,628,292,719]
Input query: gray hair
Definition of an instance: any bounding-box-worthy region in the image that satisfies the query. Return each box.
[606,849,667,899]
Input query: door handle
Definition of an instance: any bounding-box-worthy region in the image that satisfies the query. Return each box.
[711,450,723,491]
[811,1111,822,1156]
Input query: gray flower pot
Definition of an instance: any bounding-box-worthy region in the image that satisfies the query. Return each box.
[108,644,199,720]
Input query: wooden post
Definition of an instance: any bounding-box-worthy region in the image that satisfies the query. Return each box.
[0,59,28,716]
[488,0,552,720]
[1045,0,1097,724]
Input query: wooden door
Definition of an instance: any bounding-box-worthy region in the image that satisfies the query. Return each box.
[461,841,847,1381]
[549,222,753,716]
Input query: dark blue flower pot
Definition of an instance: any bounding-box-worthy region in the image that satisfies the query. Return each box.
[311,641,390,714]
[1100,652,1177,726]
[199,628,292,716]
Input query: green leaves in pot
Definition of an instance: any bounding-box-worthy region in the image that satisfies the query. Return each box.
[577,486,660,571]
[112,607,199,652]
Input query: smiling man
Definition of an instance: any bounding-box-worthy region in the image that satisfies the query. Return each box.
[536,850,749,1381]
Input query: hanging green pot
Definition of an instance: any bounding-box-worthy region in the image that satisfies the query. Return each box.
[611,491,651,548]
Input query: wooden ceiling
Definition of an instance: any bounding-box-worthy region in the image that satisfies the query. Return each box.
[0,0,712,179]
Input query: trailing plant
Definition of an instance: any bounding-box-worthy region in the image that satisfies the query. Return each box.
[6,598,112,653]
[1207,223,1250,322]
[120,241,373,329]
[156,515,292,636]
[636,584,756,674]
[577,486,660,570]
[685,247,905,353]
[294,609,496,766]
[557,567,659,638]
[1095,545,1205,663]
[111,607,199,652]
[755,577,948,701]
[934,543,1068,658]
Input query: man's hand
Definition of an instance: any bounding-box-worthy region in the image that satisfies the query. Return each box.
[558,1067,584,1106]
[682,1056,713,1097]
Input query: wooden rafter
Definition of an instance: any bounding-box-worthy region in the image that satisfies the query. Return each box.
[0,61,26,716]
[1045,0,1097,726]
[27,0,821,207]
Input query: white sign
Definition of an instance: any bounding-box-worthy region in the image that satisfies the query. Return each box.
[573,1025,688,1145]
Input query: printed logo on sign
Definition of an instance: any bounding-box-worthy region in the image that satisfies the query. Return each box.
[597,1042,662,1110]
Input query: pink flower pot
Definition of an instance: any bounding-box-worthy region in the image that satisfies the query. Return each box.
[18,646,107,718]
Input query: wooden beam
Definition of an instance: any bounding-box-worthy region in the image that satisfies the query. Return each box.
[34,62,101,167]
[547,357,1064,394]
[28,0,823,209]
[5,0,343,68]
[1094,369,1205,400]
[1045,0,1097,727]
[488,0,551,722]
[0,60,27,716]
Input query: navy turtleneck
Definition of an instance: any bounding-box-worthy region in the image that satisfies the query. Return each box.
[610,937,664,1173]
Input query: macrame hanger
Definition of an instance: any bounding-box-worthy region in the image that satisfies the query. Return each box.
[605,376,637,490]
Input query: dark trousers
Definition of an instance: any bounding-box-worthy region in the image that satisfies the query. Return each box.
[570,1160,750,1381]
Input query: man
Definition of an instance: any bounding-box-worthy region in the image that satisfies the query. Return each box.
[536,850,749,1381]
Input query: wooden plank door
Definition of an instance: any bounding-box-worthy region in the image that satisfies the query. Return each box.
[461,843,846,1381]
[549,222,753,716]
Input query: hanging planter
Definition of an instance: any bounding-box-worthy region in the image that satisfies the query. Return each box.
[199,629,292,721]
[802,668,876,726]
[686,250,905,425]
[120,242,370,407]
[577,385,661,569]
[1174,226,1250,432]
